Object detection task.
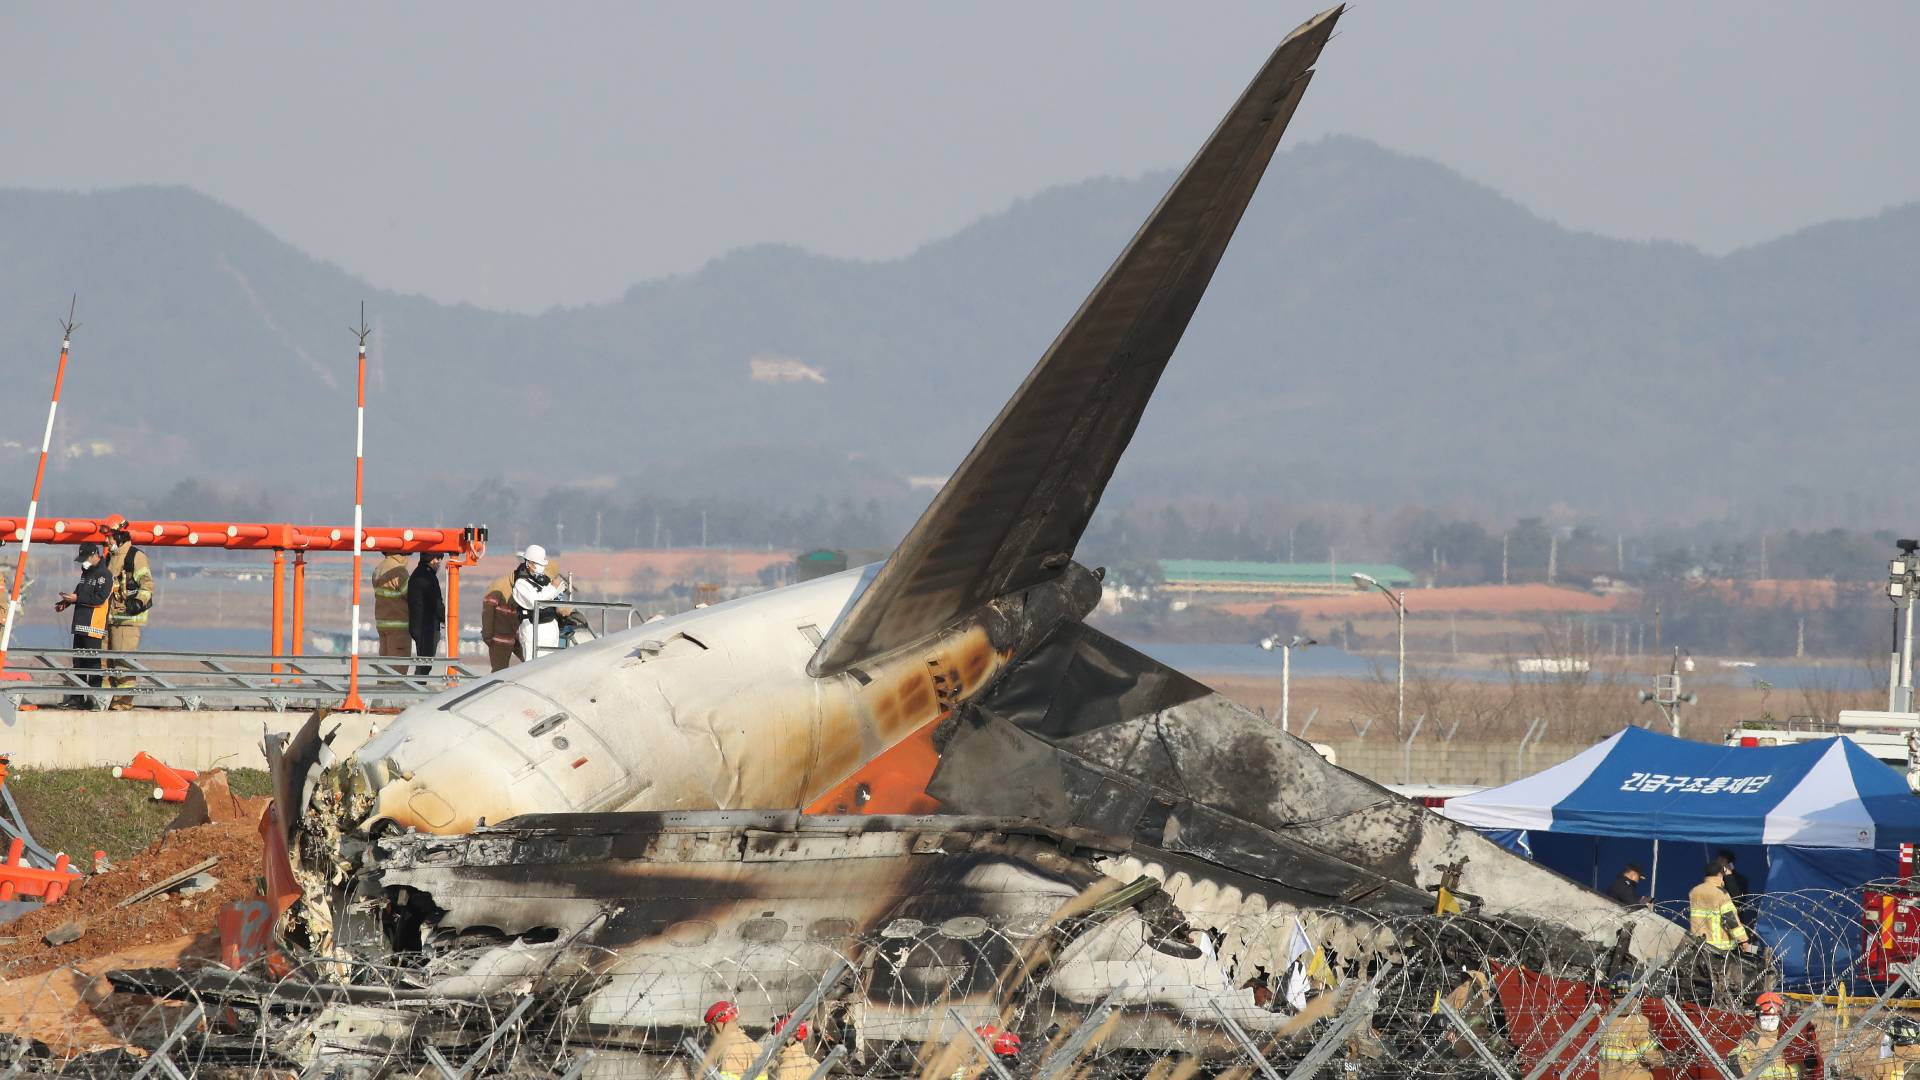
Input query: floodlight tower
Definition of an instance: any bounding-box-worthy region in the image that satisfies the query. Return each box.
[1260,633,1316,733]
[1637,646,1697,737]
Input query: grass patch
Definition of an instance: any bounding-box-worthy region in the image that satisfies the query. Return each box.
[1,767,273,863]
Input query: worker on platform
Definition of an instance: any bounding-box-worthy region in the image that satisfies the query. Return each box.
[1729,992,1800,1078]
[54,542,112,709]
[1595,972,1663,1080]
[479,567,517,672]
[372,551,410,660]
[701,1001,759,1080]
[407,552,446,678]
[101,514,153,711]
[511,544,564,661]
[1607,862,1651,908]
[765,1013,819,1080]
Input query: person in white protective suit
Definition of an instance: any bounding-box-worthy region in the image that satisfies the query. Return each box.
[510,544,565,661]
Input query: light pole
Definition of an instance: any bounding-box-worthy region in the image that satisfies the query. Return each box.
[1352,572,1405,735]
[1889,541,1920,712]
[1260,633,1316,733]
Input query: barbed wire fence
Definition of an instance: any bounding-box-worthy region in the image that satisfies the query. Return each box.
[0,885,1917,1077]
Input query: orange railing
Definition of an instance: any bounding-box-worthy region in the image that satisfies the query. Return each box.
[0,518,486,697]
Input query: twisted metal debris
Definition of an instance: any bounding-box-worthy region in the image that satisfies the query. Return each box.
[0,884,1910,1077]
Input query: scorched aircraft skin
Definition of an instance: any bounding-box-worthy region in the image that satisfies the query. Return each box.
[284,3,1683,1062]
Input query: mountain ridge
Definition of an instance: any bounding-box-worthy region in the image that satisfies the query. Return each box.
[0,136,1913,524]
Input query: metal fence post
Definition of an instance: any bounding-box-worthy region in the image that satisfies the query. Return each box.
[1436,999,1514,1080]
[744,959,851,1080]
[946,1007,1016,1080]
[1283,966,1390,1080]
[1401,713,1427,784]
[1034,983,1128,1080]
[1207,999,1284,1080]
[682,1037,729,1080]
[127,1006,206,1080]
[1664,998,1738,1080]
[1827,961,1918,1067]
[1297,706,1319,739]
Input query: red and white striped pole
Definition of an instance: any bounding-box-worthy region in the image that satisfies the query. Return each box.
[0,300,78,681]
[342,305,370,711]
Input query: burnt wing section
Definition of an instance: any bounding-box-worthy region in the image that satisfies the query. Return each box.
[809,7,1343,676]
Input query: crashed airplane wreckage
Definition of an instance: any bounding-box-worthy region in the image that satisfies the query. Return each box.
[112,4,1699,1074]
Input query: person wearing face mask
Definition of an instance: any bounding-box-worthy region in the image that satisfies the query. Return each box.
[54,542,112,709]
[1730,992,1800,1078]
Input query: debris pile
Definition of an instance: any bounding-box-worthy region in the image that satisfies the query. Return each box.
[0,770,265,980]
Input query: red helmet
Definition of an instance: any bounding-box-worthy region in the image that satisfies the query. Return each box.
[1755,992,1786,1015]
[704,1001,738,1025]
[771,1014,809,1042]
[990,1031,1021,1056]
[101,514,130,534]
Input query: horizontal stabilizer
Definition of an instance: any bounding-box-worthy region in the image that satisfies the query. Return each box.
[811,7,1342,675]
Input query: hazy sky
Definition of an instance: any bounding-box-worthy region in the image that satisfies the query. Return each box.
[5,3,1914,313]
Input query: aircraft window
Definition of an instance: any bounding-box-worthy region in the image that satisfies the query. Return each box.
[807,917,855,941]
[880,918,924,939]
[940,916,989,940]
[665,920,716,948]
[739,917,789,943]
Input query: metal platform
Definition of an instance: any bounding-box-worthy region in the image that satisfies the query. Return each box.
[0,647,485,711]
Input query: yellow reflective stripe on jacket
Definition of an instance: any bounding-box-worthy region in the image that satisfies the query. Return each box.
[108,552,154,625]
[1598,1039,1656,1061]
[1691,898,1744,949]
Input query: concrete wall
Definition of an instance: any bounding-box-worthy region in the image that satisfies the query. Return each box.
[0,706,385,772]
[1318,738,1589,788]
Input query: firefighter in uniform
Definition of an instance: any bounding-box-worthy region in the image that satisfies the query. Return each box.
[765,1014,819,1080]
[480,569,518,672]
[1689,859,1750,999]
[101,515,153,711]
[1595,972,1664,1080]
[372,551,411,659]
[702,1001,759,1080]
[1729,992,1800,1078]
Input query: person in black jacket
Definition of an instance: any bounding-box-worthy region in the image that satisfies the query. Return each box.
[1717,850,1756,929]
[54,542,112,708]
[407,552,446,678]
[1606,863,1650,908]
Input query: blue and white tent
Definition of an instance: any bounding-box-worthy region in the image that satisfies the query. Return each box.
[1441,726,1920,987]
[1442,726,1920,851]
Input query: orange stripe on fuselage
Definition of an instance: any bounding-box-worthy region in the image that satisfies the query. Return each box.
[805,716,944,815]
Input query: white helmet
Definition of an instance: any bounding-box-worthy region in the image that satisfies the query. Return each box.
[519,544,548,569]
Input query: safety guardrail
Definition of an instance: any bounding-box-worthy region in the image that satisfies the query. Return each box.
[0,648,487,711]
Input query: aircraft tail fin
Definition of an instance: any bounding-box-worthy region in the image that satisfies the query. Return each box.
[810,6,1342,676]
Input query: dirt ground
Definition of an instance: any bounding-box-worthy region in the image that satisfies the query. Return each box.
[0,771,268,981]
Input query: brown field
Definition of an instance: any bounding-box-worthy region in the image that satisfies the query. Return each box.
[1205,664,1884,746]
